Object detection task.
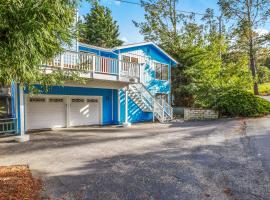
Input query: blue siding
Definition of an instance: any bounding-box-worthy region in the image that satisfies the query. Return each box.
[25,85,119,125]
[118,44,172,123]
[10,43,176,132]
[115,45,172,65]
[119,90,152,124]
[112,90,119,124]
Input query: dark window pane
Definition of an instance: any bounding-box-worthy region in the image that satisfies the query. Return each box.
[122,55,130,62]
[162,65,168,80]
[0,97,11,118]
[155,63,162,80]
[130,57,138,63]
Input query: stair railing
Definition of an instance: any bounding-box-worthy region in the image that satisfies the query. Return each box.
[161,99,173,120]
[130,83,169,122]
[129,84,153,111]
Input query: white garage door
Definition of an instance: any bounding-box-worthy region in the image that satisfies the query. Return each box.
[27,96,66,130]
[70,97,100,126]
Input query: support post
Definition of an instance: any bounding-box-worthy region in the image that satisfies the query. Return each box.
[118,54,121,80]
[60,53,64,69]
[66,97,70,128]
[15,85,30,142]
[153,98,155,122]
[123,88,131,127]
[92,55,96,78]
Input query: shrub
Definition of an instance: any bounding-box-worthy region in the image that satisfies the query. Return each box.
[259,82,270,96]
[214,89,270,117]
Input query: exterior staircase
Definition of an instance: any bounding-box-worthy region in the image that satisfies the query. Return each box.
[128,83,173,123]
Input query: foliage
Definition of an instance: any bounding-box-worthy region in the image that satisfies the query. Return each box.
[257,65,270,84]
[259,82,270,96]
[134,0,205,106]
[79,0,123,48]
[135,0,254,107]
[218,0,270,95]
[0,0,77,86]
[214,89,270,117]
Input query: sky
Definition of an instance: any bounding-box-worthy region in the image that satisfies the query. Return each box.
[78,0,269,44]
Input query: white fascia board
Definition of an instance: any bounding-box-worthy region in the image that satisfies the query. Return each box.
[113,42,179,65]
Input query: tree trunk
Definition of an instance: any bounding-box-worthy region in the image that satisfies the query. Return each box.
[246,0,259,95]
[250,54,259,95]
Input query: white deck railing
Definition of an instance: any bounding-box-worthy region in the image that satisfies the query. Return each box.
[44,51,140,80]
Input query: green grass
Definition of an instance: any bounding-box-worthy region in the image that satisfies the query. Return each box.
[259,82,270,96]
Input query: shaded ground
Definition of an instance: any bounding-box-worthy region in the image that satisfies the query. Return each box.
[0,119,270,200]
[0,165,42,200]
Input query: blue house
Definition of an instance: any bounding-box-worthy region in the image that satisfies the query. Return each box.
[10,41,177,136]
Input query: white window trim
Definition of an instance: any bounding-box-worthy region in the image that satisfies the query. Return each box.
[154,61,169,81]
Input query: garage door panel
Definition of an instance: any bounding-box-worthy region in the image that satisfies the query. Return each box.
[27,95,101,130]
[27,96,66,130]
[70,97,100,126]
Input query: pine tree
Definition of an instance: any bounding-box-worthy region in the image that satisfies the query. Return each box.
[80,1,123,48]
[218,0,270,95]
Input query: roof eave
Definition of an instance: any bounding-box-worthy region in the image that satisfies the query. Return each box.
[113,42,178,65]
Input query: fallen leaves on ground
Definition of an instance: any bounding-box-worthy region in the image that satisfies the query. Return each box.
[0,165,42,200]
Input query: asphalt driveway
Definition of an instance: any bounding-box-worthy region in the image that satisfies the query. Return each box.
[1,119,270,200]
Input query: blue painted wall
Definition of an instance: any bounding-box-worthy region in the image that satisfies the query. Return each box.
[119,90,152,124]
[78,43,174,124]
[118,44,172,123]
[25,85,119,125]
[112,89,119,124]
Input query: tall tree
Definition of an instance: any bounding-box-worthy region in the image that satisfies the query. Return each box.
[0,0,77,86]
[218,0,270,95]
[134,0,253,107]
[0,0,81,90]
[79,0,123,48]
[133,0,196,106]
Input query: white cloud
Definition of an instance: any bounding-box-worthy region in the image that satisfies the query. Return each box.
[101,0,121,6]
[255,28,269,36]
[114,0,121,5]
[121,36,128,43]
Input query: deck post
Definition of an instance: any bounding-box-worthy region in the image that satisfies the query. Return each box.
[118,53,121,80]
[60,53,64,70]
[153,98,155,122]
[92,55,96,78]
[15,84,30,142]
[123,87,131,127]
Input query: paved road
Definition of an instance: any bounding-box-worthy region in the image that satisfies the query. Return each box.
[246,117,270,178]
[0,120,270,200]
[261,95,270,102]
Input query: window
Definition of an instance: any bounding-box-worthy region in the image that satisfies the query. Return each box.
[49,98,63,103]
[87,99,98,103]
[72,98,84,103]
[0,97,11,118]
[155,62,168,80]
[131,57,139,63]
[122,55,138,63]
[29,98,45,102]
[122,55,130,62]
[0,85,11,118]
